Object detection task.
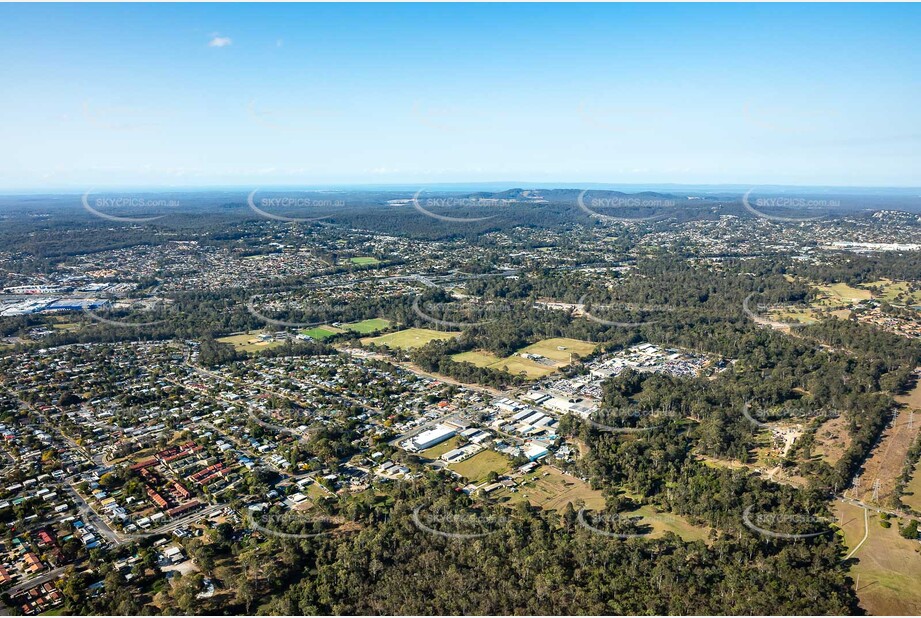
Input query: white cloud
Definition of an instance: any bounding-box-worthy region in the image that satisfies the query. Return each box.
[208,35,232,48]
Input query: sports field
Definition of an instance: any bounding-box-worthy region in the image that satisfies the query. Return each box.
[362,327,460,349]
[349,256,380,266]
[344,318,391,334]
[300,325,344,340]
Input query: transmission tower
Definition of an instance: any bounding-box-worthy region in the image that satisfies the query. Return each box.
[872,479,881,502]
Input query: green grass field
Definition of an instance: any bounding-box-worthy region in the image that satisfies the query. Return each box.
[362,327,459,349]
[344,318,391,334]
[451,338,597,380]
[860,279,921,306]
[300,325,344,340]
[448,450,512,482]
[813,282,873,307]
[835,501,921,615]
[216,331,286,353]
[487,355,558,379]
[349,256,380,266]
[451,350,503,367]
[518,337,597,362]
[420,436,461,459]
[628,504,712,543]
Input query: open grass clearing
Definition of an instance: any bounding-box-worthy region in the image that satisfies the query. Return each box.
[498,466,606,511]
[216,331,286,353]
[451,349,502,367]
[300,325,344,340]
[419,436,461,459]
[343,318,391,334]
[448,449,512,483]
[834,501,921,616]
[349,256,381,266]
[362,327,460,349]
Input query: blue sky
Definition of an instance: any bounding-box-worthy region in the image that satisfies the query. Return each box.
[1,3,919,189]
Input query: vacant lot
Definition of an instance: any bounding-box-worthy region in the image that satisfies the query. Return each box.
[362,327,460,349]
[452,338,596,380]
[344,318,391,334]
[628,504,712,543]
[499,466,606,511]
[486,355,558,379]
[216,331,285,353]
[834,501,921,615]
[300,325,344,340]
[448,450,512,482]
[420,436,460,459]
[812,415,852,466]
[519,337,597,362]
[451,349,502,367]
